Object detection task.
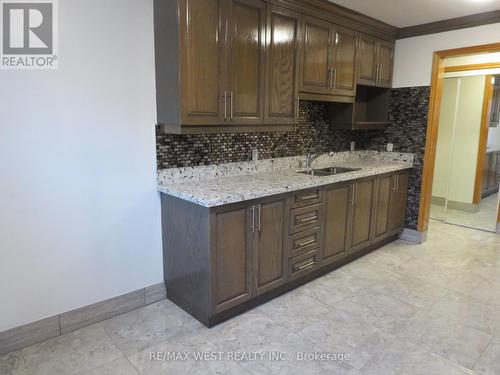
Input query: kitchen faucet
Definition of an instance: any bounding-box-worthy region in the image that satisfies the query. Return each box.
[305,146,324,169]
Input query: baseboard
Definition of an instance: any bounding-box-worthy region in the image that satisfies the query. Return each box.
[431,196,478,213]
[0,282,166,356]
[399,228,427,244]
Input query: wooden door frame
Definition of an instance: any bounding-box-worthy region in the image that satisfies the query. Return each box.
[418,42,500,232]
[473,75,494,204]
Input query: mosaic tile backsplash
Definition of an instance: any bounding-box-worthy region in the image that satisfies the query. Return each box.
[156,86,431,230]
[354,86,431,230]
[156,102,351,169]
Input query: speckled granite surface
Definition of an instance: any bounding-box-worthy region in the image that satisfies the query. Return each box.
[157,151,413,207]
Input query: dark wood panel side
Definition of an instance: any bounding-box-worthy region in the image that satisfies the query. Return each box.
[397,10,500,40]
[154,0,180,125]
[161,195,212,321]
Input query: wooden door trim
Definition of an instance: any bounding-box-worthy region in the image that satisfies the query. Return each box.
[418,42,500,232]
[444,62,500,73]
[473,76,494,204]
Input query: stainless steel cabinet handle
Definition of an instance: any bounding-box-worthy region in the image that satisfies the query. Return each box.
[393,175,397,192]
[378,64,382,83]
[396,175,399,193]
[299,194,318,201]
[352,184,356,206]
[333,68,337,89]
[230,91,234,120]
[251,206,255,233]
[298,215,318,224]
[257,204,261,232]
[223,91,227,121]
[294,260,315,272]
[296,98,300,120]
[298,238,316,247]
[328,68,333,89]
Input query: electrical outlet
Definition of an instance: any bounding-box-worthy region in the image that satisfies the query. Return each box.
[387,143,394,152]
[252,148,259,161]
[350,141,355,152]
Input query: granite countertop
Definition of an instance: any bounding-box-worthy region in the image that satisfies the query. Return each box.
[157,151,414,208]
[486,147,500,153]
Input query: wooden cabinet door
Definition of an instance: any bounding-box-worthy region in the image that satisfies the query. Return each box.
[214,207,253,312]
[331,28,358,97]
[322,183,351,265]
[299,16,333,95]
[264,5,300,124]
[180,0,225,125]
[388,172,409,233]
[377,41,394,88]
[253,200,286,295]
[349,178,375,253]
[227,0,266,125]
[372,174,393,242]
[358,36,377,85]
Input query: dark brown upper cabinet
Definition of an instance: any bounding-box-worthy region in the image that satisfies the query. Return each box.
[227,0,266,125]
[154,0,396,133]
[299,16,357,101]
[154,0,292,134]
[264,5,301,125]
[358,36,394,88]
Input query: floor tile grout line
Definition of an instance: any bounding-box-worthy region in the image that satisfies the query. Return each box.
[99,322,142,375]
[471,334,495,371]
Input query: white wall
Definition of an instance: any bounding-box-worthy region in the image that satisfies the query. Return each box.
[393,22,500,88]
[0,0,163,331]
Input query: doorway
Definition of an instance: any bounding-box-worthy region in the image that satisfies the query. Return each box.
[418,43,500,234]
[429,73,499,231]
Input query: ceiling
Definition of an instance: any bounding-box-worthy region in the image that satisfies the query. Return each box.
[328,0,500,28]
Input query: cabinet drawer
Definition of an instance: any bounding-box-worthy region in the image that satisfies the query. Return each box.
[289,204,322,234]
[287,227,321,258]
[292,188,322,208]
[289,250,318,279]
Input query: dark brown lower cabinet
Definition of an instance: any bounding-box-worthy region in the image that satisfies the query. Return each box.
[161,169,409,327]
[372,171,409,242]
[214,207,253,312]
[387,172,409,233]
[253,200,287,295]
[349,177,376,253]
[322,183,351,265]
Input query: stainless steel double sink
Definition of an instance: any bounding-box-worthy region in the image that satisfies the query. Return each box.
[298,166,361,177]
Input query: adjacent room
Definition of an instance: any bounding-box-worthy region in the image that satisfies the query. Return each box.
[1,0,500,374]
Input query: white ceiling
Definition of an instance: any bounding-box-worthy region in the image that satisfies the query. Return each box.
[328,0,500,28]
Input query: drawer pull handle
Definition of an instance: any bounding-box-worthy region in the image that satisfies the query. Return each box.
[294,260,315,272]
[298,194,318,201]
[298,215,317,223]
[297,238,316,247]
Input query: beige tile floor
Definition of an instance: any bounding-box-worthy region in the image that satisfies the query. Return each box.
[2,220,500,375]
[430,193,499,232]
